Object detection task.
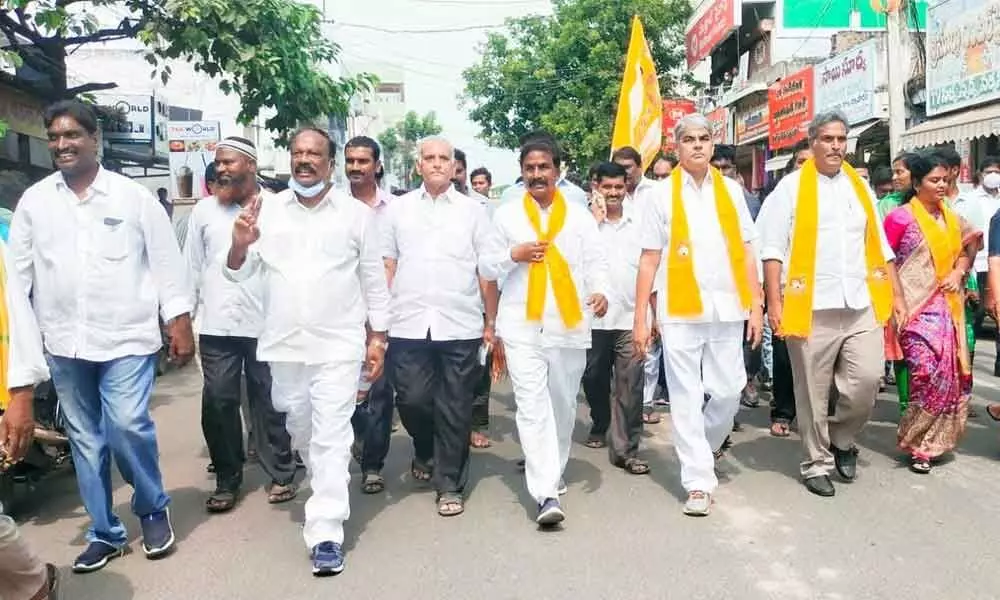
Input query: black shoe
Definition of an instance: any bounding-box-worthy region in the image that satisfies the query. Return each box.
[72,541,125,573]
[832,445,859,481]
[994,360,1000,378]
[804,475,835,497]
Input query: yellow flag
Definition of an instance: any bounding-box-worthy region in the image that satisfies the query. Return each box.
[611,15,663,171]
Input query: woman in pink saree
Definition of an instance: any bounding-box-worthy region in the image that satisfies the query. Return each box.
[883,153,982,474]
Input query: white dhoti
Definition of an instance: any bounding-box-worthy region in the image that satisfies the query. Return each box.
[504,340,586,504]
[643,341,663,408]
[659,320,745,494]
[271,360,362,548]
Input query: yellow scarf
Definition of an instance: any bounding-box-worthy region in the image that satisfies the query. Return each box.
[781,160,893,338]
[910,199,964,328]
[524,190,583,328]
[666,167,752,317]
[0,251,9,410]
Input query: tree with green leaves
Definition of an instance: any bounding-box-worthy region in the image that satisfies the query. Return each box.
[0,0,371,141]
[462,0,692,172]
[377,110,442,188]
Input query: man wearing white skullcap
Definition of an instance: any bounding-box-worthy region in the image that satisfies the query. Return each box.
[184,136,297,514]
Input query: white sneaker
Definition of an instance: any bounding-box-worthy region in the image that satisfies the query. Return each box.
[683,491,712,516]
[557,478,567,495]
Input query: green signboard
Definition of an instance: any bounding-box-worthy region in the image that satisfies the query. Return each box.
[782,0,926,29]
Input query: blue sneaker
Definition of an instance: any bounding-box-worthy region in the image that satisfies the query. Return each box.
[536,498,565,526]
[311,541,345,576]
[72,541,125,573]
[140,509,175,559]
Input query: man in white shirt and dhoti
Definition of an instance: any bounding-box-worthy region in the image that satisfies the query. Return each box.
[634,114,764,517]
[481,135,610,527]
[225,128,390,576]
[757,110,904,498]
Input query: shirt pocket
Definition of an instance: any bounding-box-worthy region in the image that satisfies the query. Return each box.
[95,217,130,261]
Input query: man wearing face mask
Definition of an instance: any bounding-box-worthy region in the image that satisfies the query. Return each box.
[977,157,1000,377]
[185,137,297,514]
[225,128,390,576]
[344,135,396,496]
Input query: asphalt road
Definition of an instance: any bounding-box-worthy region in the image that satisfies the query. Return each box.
[13,341,1000,600]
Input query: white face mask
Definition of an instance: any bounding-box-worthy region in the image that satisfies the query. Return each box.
[982,172,1000,191]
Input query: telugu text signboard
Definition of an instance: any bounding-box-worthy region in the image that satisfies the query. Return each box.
[769,66,814,151]
[686,0,740,68]
[814,39,881,124]
[926,0,1000,115]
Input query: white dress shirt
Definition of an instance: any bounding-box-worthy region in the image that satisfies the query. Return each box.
[185,191,269,338]
[500,178,590,207]
[2,240,50,389]
[757,167,894,311]
[223,188,390,364]
[639,170,758,324]
[348,184,393,231]
[593,211,644,331]
[630,177,660,215]
[953,189,997,273]
[381,185,494,341]
[481,197,610,349]
[9,168,193,362]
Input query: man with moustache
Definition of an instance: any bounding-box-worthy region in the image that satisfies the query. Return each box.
[580,162,649,474]
[634,114,763,517]
[343,135,395,495]
[471,167,492,198]
[225,128,390,576]
[499,132,590,207]
[481,134,610,526]
[381,136,499,518]
[10,100,194,571]
[185,137,297,513]
[758,111,905,497]
[612,146,657,212]
[454,149,490,208]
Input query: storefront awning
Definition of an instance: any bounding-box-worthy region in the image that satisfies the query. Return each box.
[900,104,1000,150]
[722,83,768,107]
[764,154,792,172]
[847,120,883,153]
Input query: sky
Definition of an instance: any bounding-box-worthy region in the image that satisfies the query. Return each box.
[325,0,554,186]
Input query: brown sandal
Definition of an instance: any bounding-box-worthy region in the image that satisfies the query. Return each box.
[621,458,650,475]
[584,436,606,449]
[206,489,238,513]
[267,483,298,504]
[770,421,791,437]
[437,494,464,517]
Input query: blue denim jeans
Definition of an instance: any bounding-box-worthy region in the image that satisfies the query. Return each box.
[48,353,169,547]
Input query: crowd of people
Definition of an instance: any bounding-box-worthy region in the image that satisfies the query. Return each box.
[1,97,999,597]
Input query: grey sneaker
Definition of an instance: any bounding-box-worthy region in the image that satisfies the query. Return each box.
[683,491,712,516]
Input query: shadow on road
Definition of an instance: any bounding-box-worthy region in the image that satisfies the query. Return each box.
[58,567,136,600]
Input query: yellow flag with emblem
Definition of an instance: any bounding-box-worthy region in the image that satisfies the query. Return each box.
[611,15,663,171]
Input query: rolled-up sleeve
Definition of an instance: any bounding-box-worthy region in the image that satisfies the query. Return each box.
[141,192,194,321]
[360,211,390,332]
[2,241,49,388]
[478,206,518,283]
[757,182,794,263]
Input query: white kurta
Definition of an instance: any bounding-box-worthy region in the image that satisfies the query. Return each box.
[480,197,609,504]
[638,170,757,495]
[224,187,390,548]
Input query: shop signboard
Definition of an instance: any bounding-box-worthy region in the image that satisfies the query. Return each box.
[661,99,697,152]
[0,84,45,139]
[706,106,730,144]
[734,100,769,145]
[167,121,220,203]
[686,0,741,68]
[814,39,880,124]
[926,0,1000,115]
[768,66,814,151]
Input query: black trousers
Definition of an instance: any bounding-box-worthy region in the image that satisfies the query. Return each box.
[471,352,491,432]
[770,336,796,423]
[582,330,643,462]
[389,336,480,496]
[200,335,295,490]
[350,372,394,474]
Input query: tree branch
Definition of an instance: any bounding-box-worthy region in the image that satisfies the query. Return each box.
[65,81,118,95]
[0,12,45,45]
[64,26,139,46]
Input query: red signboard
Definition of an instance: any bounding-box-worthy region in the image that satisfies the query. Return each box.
[686,0,737,69]
[768,66,814,151]
[661,99,697,152]
[706,106,729,144]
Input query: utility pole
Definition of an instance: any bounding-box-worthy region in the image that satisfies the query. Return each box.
[885,0,909,157]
